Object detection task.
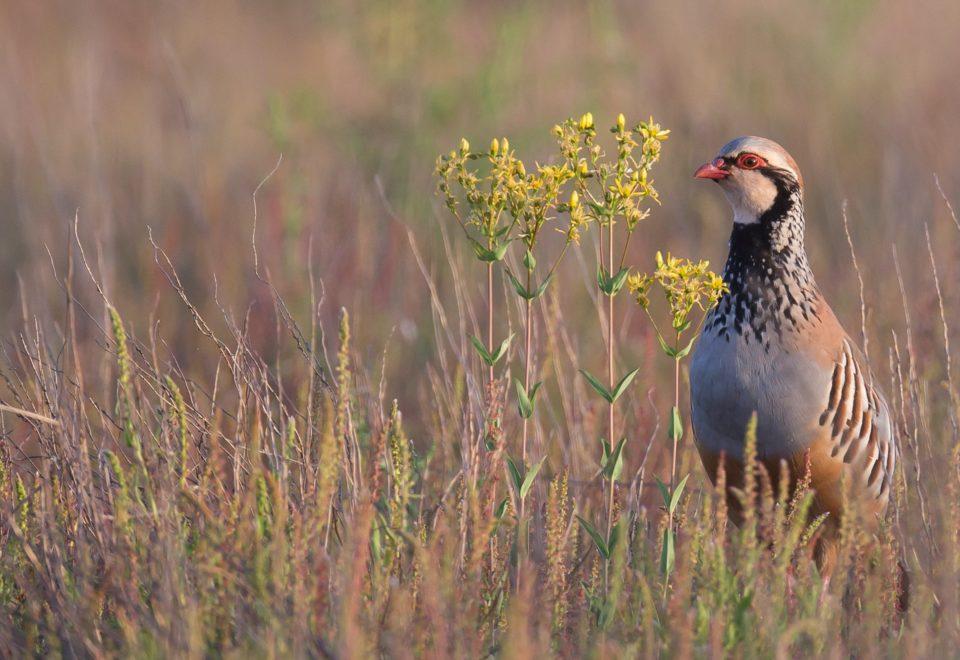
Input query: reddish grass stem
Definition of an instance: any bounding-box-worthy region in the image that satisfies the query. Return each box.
[487,262,494,385]
[605,222,616,541]
[671,354,680,491]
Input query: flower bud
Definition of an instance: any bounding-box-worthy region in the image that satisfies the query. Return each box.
[569,191,580,209]
[459,138,470,154]
[490,138,499,156]
[501,137,510,152]
[616,113,626,131]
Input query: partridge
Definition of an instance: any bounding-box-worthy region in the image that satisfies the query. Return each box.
[689,136,898,557]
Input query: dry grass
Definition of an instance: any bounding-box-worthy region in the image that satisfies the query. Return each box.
[1,0,960,656]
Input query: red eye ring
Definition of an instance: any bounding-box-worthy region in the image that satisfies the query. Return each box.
[737,153,765,170]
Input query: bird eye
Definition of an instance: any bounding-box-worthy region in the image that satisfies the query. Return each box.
[737,154,763,169]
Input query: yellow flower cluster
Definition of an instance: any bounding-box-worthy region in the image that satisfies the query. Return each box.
[629,251,727,332]
[435,136,526,240]
[435,131,586,254]
[434,113,670,263]
[552,113,669,234]
[626,272,655,310]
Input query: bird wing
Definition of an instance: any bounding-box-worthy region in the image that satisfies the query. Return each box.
[812,337,898,516]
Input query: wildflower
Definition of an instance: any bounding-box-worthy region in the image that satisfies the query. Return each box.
[649,252,727,331]
[627,272,654,309]
[639,116,670,142]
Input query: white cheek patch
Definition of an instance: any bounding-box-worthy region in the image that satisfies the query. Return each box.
[720,170,778,224]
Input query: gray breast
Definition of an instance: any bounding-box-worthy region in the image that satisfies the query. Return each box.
[690,325,832,461]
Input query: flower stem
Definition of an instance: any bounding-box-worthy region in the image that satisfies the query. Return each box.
[487,262,494,386]
[671,353,680,491]
[605,220,616,594]
[518,273,533,593]
[522,289,533,467]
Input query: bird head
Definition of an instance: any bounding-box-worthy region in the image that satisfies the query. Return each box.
[694,136,803,225]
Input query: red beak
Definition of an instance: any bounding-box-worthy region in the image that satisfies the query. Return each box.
[694,159,729,180]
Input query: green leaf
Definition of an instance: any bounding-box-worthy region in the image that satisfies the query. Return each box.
[505,269,552,300]
[470,238,510,262]
[494,497,509,520]
[609,367,640,403]
[579,369,612,403]
[371,517,384,562]
[504,269,531,299]
[608,267,630,296]
[586,200,606,216]
[668,406,684,443]
[470,240,495,262]
[670,474,690,515]
[607,520,622,555]
[523,249,536,271]
[471,333,513,367]
[515,379,534,419]
[490,333,514,364]
[656,332,678,358]
[601,437,627,482]
[470,238,510,263]
[531,272,554,299]
[596,265,629,296]
[506,457,523,495]
[531,379,543,405]
[577,515,609,559]
[660,527,675,576]
[520,456,545,500]
[655,477,671,509]
[469,335,494,366]
[674,335,697,360]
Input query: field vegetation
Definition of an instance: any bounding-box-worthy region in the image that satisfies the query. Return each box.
[1,1,960,656]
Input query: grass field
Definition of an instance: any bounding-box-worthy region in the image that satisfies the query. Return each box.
[1,0,960,656]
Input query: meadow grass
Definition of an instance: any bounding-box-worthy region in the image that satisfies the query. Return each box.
[1,1,960,657]
[0,113,958,658]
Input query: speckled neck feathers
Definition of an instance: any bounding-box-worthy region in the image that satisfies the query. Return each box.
[705,179,822,346]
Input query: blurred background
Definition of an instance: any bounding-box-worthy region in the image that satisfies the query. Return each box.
[1,0,959,437]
